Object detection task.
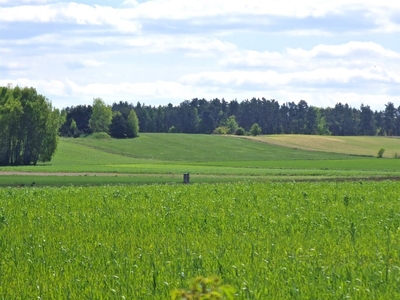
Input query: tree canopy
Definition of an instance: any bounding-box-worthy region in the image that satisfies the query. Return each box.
[57,97,400,138]
[89,98,112,133]
[0,85,59,166]
[127,109,140,138]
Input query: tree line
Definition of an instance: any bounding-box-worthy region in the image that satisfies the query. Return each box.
[1,84,399,166]
[59,98,400,137]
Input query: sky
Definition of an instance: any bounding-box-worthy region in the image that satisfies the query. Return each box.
[0,0,399,110]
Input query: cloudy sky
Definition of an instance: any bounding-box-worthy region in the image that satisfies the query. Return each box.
[0,0,399,110]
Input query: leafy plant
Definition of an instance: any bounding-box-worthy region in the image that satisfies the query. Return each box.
[224,116,239,134]
[234,127,246,136]
[171,276,236,300]
[213,126,230,134]
[249,123,262,136]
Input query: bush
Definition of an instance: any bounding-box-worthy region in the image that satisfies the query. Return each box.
[250,123,262,136]
[213,126,229,134]
[235,127,246,136]
[168,126,178,133]
[393,152,400,159]
[377,148,385,158]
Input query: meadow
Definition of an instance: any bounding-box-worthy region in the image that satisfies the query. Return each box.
[1,134,400,299]
[245,135,400,158]
[0,134,400,186]
[0,181,399,299]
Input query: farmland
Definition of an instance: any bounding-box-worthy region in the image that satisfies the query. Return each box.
[244,135,400,157]
[0,181,399,298]
[1,134,400,299]
[0,134,400,186]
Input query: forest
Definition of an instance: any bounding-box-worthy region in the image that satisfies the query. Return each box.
[59,98,400,138]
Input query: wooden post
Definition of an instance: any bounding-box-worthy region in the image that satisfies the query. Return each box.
[183,173,190,184]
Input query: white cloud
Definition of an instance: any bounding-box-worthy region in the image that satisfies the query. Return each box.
[126,0,399,19]
[81,59,104,68]
[220,42,400,72]
[0,78,66,97]
[1,0,399,34]
[181,67,399,90]
[66,59,104,69]
[287,42,400,59]
[126,36,237,54]
[1,70,398,110]
[0,0,48,4]
[0,2,140,32]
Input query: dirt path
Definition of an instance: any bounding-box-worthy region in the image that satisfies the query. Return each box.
[0,171,135,177]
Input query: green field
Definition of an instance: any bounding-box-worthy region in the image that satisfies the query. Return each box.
[0,134,400,186]
[1,182,399,299]
[1,135,400,298]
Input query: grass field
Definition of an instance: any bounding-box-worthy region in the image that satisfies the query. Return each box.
[0,134,399,186]
[1,182,399,299]
[1,135,400,298]
[245,135,400,157]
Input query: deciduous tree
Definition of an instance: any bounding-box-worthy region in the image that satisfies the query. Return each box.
[0,86,59,165]
[127,109,140,138]
[89,98,112,133]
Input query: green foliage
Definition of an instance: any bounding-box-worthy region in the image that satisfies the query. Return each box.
[0,85,59,165]
[89,98,112,133]
[224,115,239,134]
[168,126,178,133]
[234,127,246,136]
[249,123,262,136]
[57,97,400,136]
[171,276,236,300]
[69,119,81,138]
[213,126,229,134]
[126,109,140,138]
[0,182,400,299]
[393,152,400,159]
[377,148,385,158]
[59,105,93,137]
[110,111,128,138]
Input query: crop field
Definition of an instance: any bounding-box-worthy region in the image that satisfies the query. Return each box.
[0,134,400,186]
[0,181,399,299]
[245,135,400,158]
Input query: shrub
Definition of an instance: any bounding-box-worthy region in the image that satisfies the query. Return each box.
[250,123,262,136]
[393,152,400,159]
[235,127,246,136]
[213,126,229,134]
[377,148,385,158]
[168,126,178,133]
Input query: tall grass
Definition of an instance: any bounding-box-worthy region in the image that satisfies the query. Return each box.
[1,181,399,298]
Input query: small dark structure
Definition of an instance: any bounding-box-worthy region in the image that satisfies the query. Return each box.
[183,173,190,184]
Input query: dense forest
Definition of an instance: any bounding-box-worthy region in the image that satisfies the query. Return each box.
[59,98,400,137]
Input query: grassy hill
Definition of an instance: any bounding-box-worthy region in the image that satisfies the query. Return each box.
[66,133,355,162]
[1,133,399,186]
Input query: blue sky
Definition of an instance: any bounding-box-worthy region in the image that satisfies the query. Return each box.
[0,0,399,110]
